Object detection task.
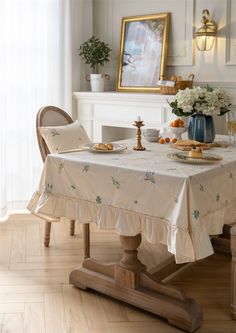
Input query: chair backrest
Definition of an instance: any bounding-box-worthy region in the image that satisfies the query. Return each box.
[36,106,73,162]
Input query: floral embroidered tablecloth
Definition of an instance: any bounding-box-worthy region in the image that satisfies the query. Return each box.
[28,137,236,263]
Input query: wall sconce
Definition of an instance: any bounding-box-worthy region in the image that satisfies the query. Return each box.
[195,9,217,51]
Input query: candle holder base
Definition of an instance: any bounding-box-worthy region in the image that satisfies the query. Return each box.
[133,120,145,151]
[133,146,146,151]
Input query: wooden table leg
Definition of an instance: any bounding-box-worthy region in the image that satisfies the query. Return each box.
[69,233,202,332]
[230,225,236,320]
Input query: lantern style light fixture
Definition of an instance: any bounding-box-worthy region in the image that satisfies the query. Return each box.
[195,9,218,51]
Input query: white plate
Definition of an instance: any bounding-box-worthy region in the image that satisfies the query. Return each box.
[167,151,223,164]
[146,136,161,143]
[83,143,127,153]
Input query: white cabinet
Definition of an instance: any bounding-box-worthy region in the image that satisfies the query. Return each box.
[73,92,176,142]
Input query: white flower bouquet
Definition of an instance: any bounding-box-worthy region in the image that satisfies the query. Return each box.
[169,86,231,117]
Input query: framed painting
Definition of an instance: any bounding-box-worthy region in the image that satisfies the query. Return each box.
[116,13,170,93]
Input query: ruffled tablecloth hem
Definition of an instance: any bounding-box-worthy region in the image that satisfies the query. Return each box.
[27,191,232,264]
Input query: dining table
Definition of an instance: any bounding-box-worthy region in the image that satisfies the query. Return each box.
[28,136,236,332]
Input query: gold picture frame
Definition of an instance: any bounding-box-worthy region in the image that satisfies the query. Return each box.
[116,13,170,93]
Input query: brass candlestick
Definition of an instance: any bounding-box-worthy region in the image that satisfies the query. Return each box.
[133,121,145,151]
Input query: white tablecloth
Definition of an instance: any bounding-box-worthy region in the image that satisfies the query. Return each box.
[28,137,236,263]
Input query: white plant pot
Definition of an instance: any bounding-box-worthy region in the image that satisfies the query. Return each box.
[90,74,104,92]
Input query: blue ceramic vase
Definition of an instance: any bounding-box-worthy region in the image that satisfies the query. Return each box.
[188,113,215,143]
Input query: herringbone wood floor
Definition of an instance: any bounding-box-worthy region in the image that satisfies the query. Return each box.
[0,214,235,333]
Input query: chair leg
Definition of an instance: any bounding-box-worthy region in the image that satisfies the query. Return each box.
[83,223,90,259]
[44,222,52,247]
[70,220,75,236]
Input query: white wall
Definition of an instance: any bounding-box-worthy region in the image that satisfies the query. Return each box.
[91,0,236,91]
[78,0,236,133]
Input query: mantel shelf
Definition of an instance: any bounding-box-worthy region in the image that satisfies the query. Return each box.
[73,91,175,105]
[73,91,176,142]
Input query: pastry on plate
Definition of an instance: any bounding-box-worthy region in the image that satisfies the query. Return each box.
[189,147,203,158]
[93,143,113,151]
[174,140,205,147]
[105,143,113,150]
[173,140,210,151]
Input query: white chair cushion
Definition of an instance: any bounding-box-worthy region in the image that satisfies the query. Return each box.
[38,120,91,153]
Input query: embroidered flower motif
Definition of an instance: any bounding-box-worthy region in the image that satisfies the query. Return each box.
[96,196,102,204]
[193,210,200,220]
[58,162,64,174]
[112,177,120,189]
[144,172,155,184]
[82,165,90,172]
[199,184,205,192]
[45,183,53,194]
[51,129,60,136]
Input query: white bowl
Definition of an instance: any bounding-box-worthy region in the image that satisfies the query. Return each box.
[145,136,160,142]
[143,129,160,137]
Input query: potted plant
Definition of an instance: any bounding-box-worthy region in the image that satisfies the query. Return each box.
[79,36,112,92]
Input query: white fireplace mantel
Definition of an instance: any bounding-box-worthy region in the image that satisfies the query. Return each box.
[73,91,176,142]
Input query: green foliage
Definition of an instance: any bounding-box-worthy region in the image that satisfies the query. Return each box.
[168,100,193,117]
[219,106,231,116]
[79,36,112,74]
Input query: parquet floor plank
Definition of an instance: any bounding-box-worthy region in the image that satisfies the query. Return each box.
[80,291,110,333]
[26,225,41,257]
[1,313,24,333]
[0,303,24,313]
[0,313,3,332]
[23,302,45,333]
[99,295,129,322]
[0,214,235,333]
[63,285,90,333]
[0,229,12,270]
[44,293,67,333]
[10,227,26,264]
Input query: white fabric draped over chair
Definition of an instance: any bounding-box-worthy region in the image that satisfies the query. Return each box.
[0,0,92,220]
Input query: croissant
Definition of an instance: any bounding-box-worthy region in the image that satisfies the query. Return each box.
[93,143,113,151]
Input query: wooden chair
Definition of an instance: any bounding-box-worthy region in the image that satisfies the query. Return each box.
[36,106,76,247]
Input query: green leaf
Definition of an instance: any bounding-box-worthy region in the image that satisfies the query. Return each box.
[79,36,112,73]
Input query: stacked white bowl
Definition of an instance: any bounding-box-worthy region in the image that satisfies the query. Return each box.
[143,128,160,142]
